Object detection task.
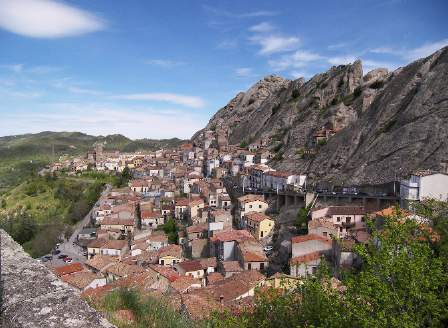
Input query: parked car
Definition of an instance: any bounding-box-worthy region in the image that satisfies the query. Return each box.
[52,250,61,255]
[263,245,273,252]
[63,257,73,263]
[55,243,60,248]
[44,255,52,260]
[58,254,68,259]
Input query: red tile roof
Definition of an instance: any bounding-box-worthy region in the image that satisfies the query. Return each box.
[54,262,84,276]
[290,251,322,265]
[291,234,331,244]
[245,211,273,223]
[177,260,202,272]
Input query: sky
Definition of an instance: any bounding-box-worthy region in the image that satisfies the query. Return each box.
[0,0,447,139]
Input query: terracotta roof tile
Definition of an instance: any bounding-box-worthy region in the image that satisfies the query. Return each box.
[54,262,84,276]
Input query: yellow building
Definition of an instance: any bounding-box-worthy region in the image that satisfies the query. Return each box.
[244,212,275,240]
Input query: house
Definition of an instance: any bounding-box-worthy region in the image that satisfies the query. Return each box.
[208,209,232,237]
[243,212,275,240]
[104,262,145,282]
[236,194,268,228]
[85,255,117,273]
[248,165,274,190]
[146,232,169,251]
[310,206,366,239]
[174,260,204,279]
[130,180,150,193]
[100,218,135,235]
[209,229,255,262]
[290,252,323,277]
[193,270,265,305]
[219,261,244,278]
[400,171,448,209]
[158,244,183,266]
[289,234,332,277]
[77,227,97,240]
[87,239,108,259]
[99,240,129,258]
[188,197,205,219]
[236,240,268,272]
[53,262,84,277]
[60,271,107,291]
[263,171,307,192]
[175,198,189,220]
[199,257,217,274]
[141,210,164,229]
[186,223,208,241]
[170,275,202,293]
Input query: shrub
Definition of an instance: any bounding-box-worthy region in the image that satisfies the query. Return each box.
[369,80,385,89]
[291,89,300,99]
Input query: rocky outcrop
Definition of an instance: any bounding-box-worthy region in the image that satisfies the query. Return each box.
[193,46,448,185]
[0,229,115,328]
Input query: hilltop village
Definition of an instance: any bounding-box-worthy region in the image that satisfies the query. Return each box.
[42,130,448,321]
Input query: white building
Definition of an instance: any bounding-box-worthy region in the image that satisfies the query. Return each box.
[400,171,448,208]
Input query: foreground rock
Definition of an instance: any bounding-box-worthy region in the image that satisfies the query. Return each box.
[0,229,115,328]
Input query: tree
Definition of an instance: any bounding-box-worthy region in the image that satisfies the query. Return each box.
[210,207,448,327]
[160,218,178,244]
[295,206,310,234]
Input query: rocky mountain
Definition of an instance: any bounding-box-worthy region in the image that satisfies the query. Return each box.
[192,46,448,185]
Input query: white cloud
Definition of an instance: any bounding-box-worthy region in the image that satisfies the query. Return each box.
[0,64,24,73]
[362,59,397,72]
[0,105,207,139]
[249,22,275,33]
[327,55,359,65]
[269,50,322,70]
[145,59,185,68]
[405,39,448,61]
[0,0,105,38]
[369,39,448,61]
[217,39,238,49]
[113,93,206,109]
[290,71,310,79]
[250,35,300,55]
[203,5,278,19]
[235,67,253,77]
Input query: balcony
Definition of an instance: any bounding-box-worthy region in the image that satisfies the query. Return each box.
[342,221,355,228]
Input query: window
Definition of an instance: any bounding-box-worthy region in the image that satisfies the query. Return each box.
[249,205,252,209]
[323,232,327,237]
[259,205,262,208]
[312,266,317,274]
[337,217,340,222]
[248,263,252,270]
[340,227,343,232]
[260,263,265,270]
[261,231,264,237]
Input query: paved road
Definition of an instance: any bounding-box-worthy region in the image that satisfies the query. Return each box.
[45,184,111,268]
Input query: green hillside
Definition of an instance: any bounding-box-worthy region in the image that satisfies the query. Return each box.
[0,131,186,194]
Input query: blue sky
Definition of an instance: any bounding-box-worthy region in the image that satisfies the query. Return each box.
[0,0,447,139]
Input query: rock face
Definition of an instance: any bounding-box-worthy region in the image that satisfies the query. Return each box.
[0,229,115,328]
[193,46,448,185]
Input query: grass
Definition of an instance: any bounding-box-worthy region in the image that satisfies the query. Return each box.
[0,173,107,257]
[94,288,196,328]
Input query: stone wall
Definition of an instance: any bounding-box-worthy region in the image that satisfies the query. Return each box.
[0,229,115,328]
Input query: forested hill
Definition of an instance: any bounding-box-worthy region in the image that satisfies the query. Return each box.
[0,131,185,194]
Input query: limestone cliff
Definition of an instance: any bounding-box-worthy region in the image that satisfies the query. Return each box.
[0,229,115,328]
[193,46,448,185]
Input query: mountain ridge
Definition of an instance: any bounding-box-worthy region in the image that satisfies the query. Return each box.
[192,46,448,185]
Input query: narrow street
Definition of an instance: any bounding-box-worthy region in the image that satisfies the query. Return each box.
[46,184,111,267]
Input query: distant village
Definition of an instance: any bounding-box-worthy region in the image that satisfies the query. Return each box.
[42,128,448,320]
